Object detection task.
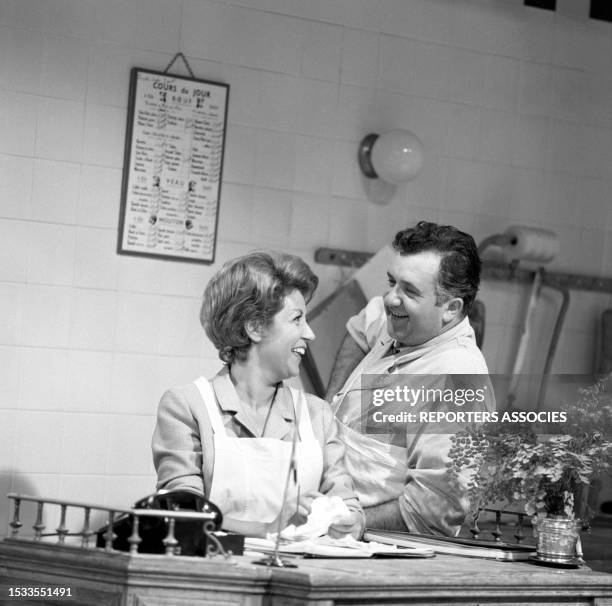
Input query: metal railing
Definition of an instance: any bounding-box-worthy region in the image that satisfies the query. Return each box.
[466,508,531,544]
[5,493,231,559]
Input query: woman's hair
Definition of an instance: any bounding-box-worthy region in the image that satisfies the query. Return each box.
[200,252,318,365]
[392,221,481,315]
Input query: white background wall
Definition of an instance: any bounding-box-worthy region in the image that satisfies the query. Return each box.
[2,0,612,535]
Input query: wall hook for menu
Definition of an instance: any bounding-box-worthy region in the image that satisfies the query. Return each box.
[163,52,195,79]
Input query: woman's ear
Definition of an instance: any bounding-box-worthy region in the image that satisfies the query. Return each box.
[245,320,264,343]
[442,297,463,324]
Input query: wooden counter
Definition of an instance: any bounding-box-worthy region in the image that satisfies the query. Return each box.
[2,538,612,606]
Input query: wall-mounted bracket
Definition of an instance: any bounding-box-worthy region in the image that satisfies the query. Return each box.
[314,247,612,294]
[314,248,374,268]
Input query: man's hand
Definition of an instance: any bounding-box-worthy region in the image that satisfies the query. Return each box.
[328,511,365,540]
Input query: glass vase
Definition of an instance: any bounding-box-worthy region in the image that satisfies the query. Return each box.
[534,516,582,564]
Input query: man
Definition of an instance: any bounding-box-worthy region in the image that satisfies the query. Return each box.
[327,221,494,536]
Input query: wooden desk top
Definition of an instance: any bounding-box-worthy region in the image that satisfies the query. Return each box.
[2,539,612,605]
[265,554,612,604]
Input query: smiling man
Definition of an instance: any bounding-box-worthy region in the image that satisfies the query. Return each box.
[327,221,493,536]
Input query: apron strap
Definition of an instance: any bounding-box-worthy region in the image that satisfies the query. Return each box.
[194,376,228,438]
[290,388,316,442]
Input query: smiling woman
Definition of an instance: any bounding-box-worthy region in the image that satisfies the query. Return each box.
[152,252,364,539]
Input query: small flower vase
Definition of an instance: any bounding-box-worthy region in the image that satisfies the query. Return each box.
[533,516,582,564]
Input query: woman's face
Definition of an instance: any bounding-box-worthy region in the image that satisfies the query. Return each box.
[255,289,315,381]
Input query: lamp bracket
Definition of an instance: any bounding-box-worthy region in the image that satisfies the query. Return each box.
[357,133,379,179]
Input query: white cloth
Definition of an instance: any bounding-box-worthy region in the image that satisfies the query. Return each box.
[279,495,351,540]
[195,377,323,537]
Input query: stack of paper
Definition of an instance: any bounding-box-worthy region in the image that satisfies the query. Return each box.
[245,535,435,559]
[364,530,535,561]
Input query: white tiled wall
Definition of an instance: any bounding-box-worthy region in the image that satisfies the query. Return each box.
[2,0,612,534]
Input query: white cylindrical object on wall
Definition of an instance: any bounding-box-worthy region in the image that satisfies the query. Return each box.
[502,226,559,263]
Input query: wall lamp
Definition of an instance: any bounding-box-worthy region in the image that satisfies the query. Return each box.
[358,130,424,204]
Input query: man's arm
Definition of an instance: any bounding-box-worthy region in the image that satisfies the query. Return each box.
[324,333,366,402]
[364,500,408,531]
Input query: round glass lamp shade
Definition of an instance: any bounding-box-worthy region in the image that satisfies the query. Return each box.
[359,130,424,185]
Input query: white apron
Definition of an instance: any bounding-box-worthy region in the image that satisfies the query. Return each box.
[332,338,409,508]
[335,404,408,508]
[194,377,323,537]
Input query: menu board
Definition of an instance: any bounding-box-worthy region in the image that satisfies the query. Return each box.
[117,68,229,263]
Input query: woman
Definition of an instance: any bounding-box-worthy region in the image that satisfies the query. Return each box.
[152,252,364,538]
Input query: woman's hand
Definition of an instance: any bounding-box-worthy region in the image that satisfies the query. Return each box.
[272,490,323,532]
[285,490,323,527]
[328,511,365,540]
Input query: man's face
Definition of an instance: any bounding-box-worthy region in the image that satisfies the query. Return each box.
[383,250,452,347]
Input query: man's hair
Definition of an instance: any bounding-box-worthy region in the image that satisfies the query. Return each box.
[392,221,480,315]
[200,252,318,365]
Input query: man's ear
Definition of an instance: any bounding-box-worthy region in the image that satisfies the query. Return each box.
[245,320,264,343]
[442,297,463,323]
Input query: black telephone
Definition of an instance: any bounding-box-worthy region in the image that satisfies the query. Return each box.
[96,489,224,556]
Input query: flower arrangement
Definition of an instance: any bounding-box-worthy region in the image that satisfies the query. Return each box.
[448,374,612,521]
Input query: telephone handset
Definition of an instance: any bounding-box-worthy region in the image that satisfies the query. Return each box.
[96,489,223,556]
